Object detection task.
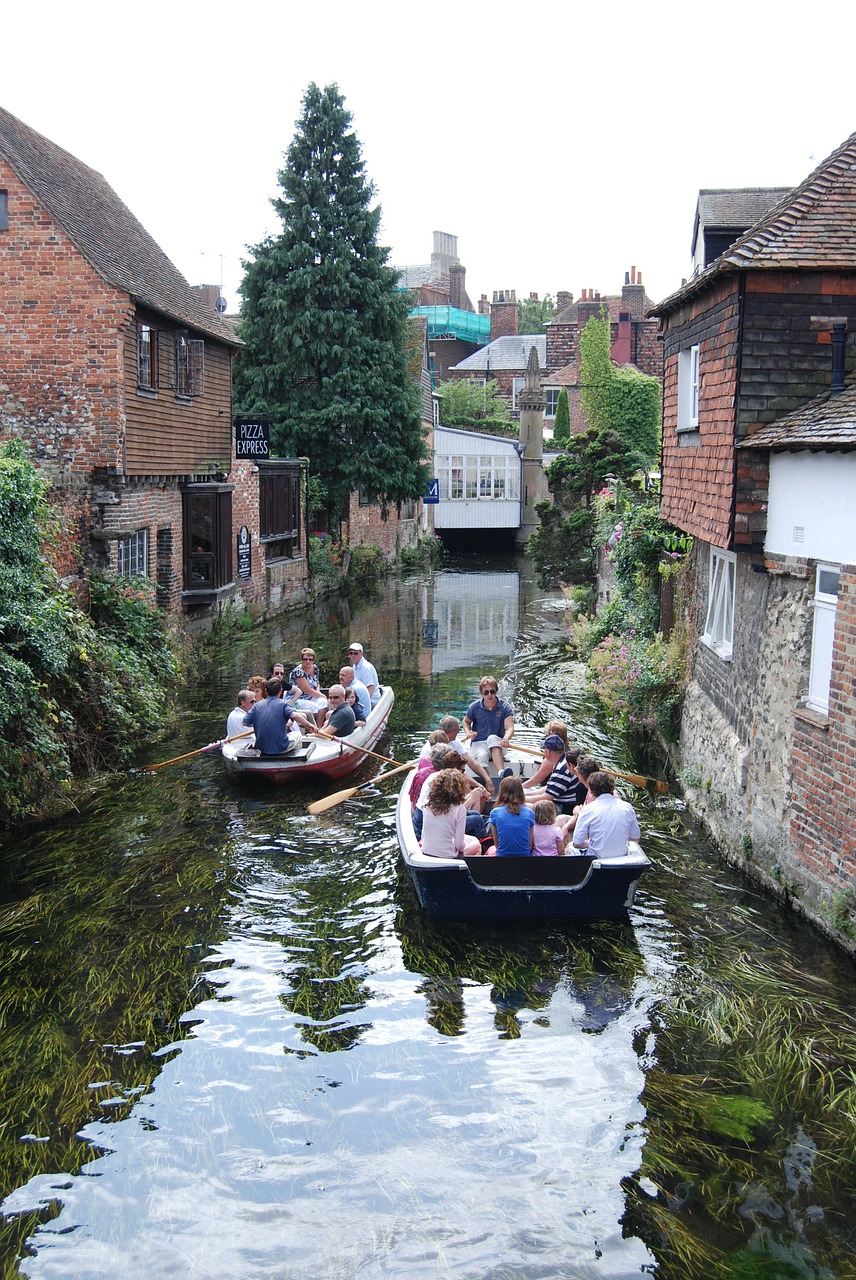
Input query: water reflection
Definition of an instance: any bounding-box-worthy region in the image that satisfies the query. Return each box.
[1,558,855,1279]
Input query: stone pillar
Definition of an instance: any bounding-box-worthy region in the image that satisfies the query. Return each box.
[515,344,545,550]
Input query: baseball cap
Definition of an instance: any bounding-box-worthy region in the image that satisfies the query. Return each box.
[348,641,364,652]
[542,734,566,752]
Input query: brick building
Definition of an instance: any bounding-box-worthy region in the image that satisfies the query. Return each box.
[651,132,856,939]
[450,269,662,431]
[0,105,308,623]
[395,232,487,382]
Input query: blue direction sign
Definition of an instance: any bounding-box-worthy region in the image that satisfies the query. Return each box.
[424,478,439,504]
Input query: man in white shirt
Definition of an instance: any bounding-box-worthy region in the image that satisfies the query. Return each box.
[572,773,641,859]
[347,641,381,706]
[227,690,254,740]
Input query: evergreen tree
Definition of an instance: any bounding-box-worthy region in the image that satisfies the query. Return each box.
[234,83,429,515]
[552,388,570,446]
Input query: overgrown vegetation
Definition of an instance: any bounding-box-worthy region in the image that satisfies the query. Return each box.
[0,441,184,826]
[436,377,517,438]
[579,309,660,466]
[567,486,689,740]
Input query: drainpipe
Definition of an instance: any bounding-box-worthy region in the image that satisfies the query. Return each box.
[830,323,847,396]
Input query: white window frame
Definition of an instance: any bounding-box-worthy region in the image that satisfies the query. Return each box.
[806,563,840,714]
[512,376,525,411]
[435,453,519,502]
[701,547,735,659]
[117,529,148,578]
[544,387,560,418]
[677,344,700,432]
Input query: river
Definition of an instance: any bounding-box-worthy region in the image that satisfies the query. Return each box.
[0,556,854,1279]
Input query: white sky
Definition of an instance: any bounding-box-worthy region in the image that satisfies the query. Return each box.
[5,0,856,315]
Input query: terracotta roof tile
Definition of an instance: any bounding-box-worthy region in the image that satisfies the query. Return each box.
[0,104,240,346]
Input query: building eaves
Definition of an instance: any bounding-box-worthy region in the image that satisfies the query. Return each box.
[0,104,241,347]
[652,130,856,318]
[740,378,856,450]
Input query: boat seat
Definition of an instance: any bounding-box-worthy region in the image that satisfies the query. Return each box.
[462,855,596,887]
[257,742,316,760]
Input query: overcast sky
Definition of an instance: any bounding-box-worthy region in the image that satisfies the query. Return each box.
[5,1,856,316]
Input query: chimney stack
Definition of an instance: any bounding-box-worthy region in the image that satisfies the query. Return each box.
[449,263,466,310]
[490,289,519,338]
[621,266,646,320]
[577,287,602,328]
[556,290,573,315]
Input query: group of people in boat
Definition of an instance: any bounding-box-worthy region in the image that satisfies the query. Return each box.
[411,676,641,862]
[225,641,381,755]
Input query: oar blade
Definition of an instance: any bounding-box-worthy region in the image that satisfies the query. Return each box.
[307,786,360,815]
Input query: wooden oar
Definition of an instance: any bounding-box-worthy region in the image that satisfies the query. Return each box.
[144,729,254,773]
[508,740,670,794]
[307,760,417,816]
[308,729,406,769]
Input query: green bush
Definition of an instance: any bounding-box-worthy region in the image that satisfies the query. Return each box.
[588,630,684,740]
[0,441,184,825]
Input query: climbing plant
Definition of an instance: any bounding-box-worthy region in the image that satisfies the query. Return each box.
[579,310,660,466]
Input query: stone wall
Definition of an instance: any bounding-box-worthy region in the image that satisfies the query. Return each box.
[677,540,855,941]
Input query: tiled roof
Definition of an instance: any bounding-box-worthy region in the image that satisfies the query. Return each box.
[0,105,240,346]
[741,379,856,449]
[692,187,792,248]
[452,334,545,372]
[653,130,856,316]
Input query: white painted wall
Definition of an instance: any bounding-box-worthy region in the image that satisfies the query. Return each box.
[765,451,856,563]
[433,426,522,531]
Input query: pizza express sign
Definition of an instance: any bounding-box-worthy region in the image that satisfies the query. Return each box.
[235,419,271,459]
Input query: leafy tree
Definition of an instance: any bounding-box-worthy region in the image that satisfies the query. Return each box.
[518,294,556,333]
[552,388,571,446]
[436,377,516,437]
[528,428,639,587]
[579,310,660,466]
[234,82,429,516]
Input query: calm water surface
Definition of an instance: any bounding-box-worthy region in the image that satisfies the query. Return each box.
[1,556,854,1279]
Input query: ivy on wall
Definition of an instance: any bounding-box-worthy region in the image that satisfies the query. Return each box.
[579,310,660,466]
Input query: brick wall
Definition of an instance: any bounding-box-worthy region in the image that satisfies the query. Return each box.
[344,492,422,557]
[790,566,856,890]
[0,157,130,487]
[490,295,518,339]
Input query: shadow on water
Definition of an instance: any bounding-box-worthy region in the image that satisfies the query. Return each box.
[0,555,855,1278]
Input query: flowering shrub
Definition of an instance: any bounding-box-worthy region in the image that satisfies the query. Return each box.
[588,631,684,740]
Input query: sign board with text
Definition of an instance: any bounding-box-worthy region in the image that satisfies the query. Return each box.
[424,477,439,504]
[235,419,271,459]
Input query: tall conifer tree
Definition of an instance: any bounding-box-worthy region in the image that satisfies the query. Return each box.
[234,83,428,514]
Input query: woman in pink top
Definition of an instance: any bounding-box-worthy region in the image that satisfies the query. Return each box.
[420,770,483,859]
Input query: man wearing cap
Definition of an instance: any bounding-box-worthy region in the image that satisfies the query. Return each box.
[347,642,381,707]
[523,735,579,817]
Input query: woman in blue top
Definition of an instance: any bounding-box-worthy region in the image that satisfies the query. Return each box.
[487,776,535,857]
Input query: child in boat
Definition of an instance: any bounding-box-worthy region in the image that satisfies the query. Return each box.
[486,776,535,857]
[532,799,569,856]
[420,769,484,859]
[344,687,365,725]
